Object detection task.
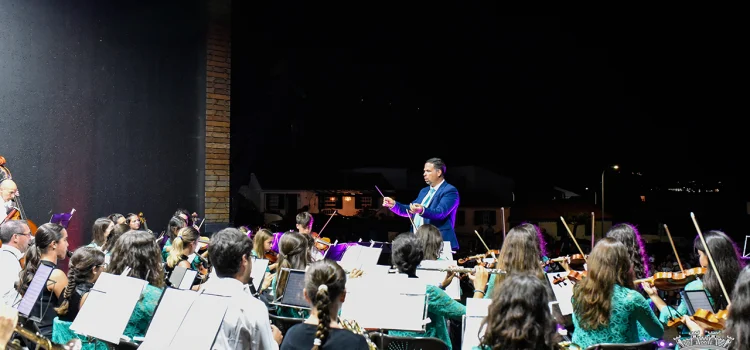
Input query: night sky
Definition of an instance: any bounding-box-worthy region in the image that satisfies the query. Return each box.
[231,8,742,191]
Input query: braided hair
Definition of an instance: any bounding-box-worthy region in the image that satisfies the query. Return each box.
[304,260,347,350]
[55,247,104,315]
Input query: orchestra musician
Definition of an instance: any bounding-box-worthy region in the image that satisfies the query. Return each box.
[478,274,568,350]
[383,158,460,251]
[606,223,652,282]
[0,220,32,306]
[643,230,743,331]
[0,180,18,216]
[296,212,324,261]
[571,238,663,348]
[484,223,548,299]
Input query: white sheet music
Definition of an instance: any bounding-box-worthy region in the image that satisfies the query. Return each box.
[461,298,491,350]
[250,258,269,292]
[465,298,491,317]
[179,270,198,290]
[546,272,574,315]
[338,245,382,271]
[16,263,54,317]
[439,242,453,261]
[341,274,428,331]
[416,260,461,300]
[169,292,229,350]
[139,289,200,350]
[70,273,148,344]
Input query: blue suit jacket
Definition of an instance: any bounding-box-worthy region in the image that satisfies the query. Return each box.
[391,181,460,250]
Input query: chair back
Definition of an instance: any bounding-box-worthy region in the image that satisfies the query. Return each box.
[584,340,656,350]
[369,331,449,350]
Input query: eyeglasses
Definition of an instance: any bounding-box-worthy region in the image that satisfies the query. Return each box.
[14,232,31,237]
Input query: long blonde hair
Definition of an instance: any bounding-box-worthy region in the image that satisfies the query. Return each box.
[166,227,199,269]
[253,229,274,258]
[572,237,634,330]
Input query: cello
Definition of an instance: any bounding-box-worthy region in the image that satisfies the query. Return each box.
[0,155,38,252]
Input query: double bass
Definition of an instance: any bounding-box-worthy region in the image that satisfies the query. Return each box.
[0,156,38,250]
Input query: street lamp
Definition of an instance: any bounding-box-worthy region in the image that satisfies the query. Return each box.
[600,165,619,238]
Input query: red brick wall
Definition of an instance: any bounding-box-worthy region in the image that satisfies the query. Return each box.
[205,0,230,223]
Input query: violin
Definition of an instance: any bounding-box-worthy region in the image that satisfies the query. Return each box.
[457,250,500,265]
[138,212,153,234]
[311,232,332,252]
[666,308,729,331]
[634,267,706,291]
[264,251,278,263]
[566,270,587,283]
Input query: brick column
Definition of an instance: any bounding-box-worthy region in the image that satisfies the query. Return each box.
[205,0,231,224]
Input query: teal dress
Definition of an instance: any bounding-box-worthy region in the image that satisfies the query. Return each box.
[572,284,663,349]
[657,279,714,349]
[124,285,165,340]
[389,285,466,350]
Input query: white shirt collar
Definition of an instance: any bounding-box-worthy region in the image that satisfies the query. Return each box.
[430,179,445,191]
[0,245,23,260]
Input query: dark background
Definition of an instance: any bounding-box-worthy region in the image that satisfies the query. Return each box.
[0,0,206,247]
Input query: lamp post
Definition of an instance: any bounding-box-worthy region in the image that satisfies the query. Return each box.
[600,165,619,238]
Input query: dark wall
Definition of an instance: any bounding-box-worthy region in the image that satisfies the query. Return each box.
[0,1,206,248]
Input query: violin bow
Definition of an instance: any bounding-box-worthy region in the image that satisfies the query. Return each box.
[591,212,595,251]
[663,224,685,273]
[317,210,338,237]
[559,216,586,259]
[474,230,497,260]
[690,212,731,305]
[501,207,507,239]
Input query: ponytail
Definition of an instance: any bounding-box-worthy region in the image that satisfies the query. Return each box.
[312,284,331,350]
[166,227,198,269]
[18,245,42,295]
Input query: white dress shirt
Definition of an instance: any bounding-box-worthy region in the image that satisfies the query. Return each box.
[200,277,278,350]
[0,245,23,306]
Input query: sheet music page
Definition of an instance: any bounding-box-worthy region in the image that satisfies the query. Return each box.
[341,274,429,331]
[546,272,574,315]
[16,263,53,316]
[439,242,453,260]
[169,293,230,350]
[179,270,198,290]
[139,289,201,350]
[338,245,362,271]
[169,266,188,288]
[70,273,148,344]
[462,316,486,350]
[356,246,382,269]
[416,260,460,299]
[465,298,491,317]
[250,258,269,292]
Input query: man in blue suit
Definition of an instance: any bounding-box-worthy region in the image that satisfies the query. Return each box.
[383,158,460,250]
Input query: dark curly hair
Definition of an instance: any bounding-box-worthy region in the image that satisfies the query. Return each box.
[391,233,424,277]
[107,230,165,288]
[480,274,562,350]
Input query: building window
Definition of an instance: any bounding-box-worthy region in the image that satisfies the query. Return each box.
[360,196,372,208]
[266,194,283,211]
[640,195,646,202]
[473,210,497,226]
[324,196,337,208]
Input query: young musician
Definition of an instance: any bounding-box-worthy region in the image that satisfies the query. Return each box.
[274,232,313,319]
[161,216,187,259]
[606,223,651,280]
[52,247,106,346]
[280,260,369,350]
[571,238,663,348]
[164,227,201,282]
[643,230,743,327]
[296,212,324,261]
[101,223,129,264]
[18,223,70,338]
[478,274,563,350]
[107,230,165,340]
[484,223,546,299]
[252,228,278,272]
[416,224,445,260]
[389,233,487,349]
[85,217,114,250]
[201,227,283,349]
[107,213,126,225]
[383,158,460,250]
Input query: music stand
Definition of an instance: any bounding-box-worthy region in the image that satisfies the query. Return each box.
[250,257,269,293]
[272,268,311,310]
[168,266,198,290]
[743,236,750,258]
[139,288,229,350]
[461,298,490,350]
[340,274,429,332]
[324,242,360,262]
[16,263,55,323]
[70,273,148,344]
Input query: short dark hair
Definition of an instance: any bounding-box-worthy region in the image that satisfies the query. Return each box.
[296,212,314,229]
[426,157,446,176]
[392,233,424,276]
[0,220,28,244]
[209,227,253,278]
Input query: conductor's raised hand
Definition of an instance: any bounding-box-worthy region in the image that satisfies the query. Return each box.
[383,197,395,208]
[409,203,424,215]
